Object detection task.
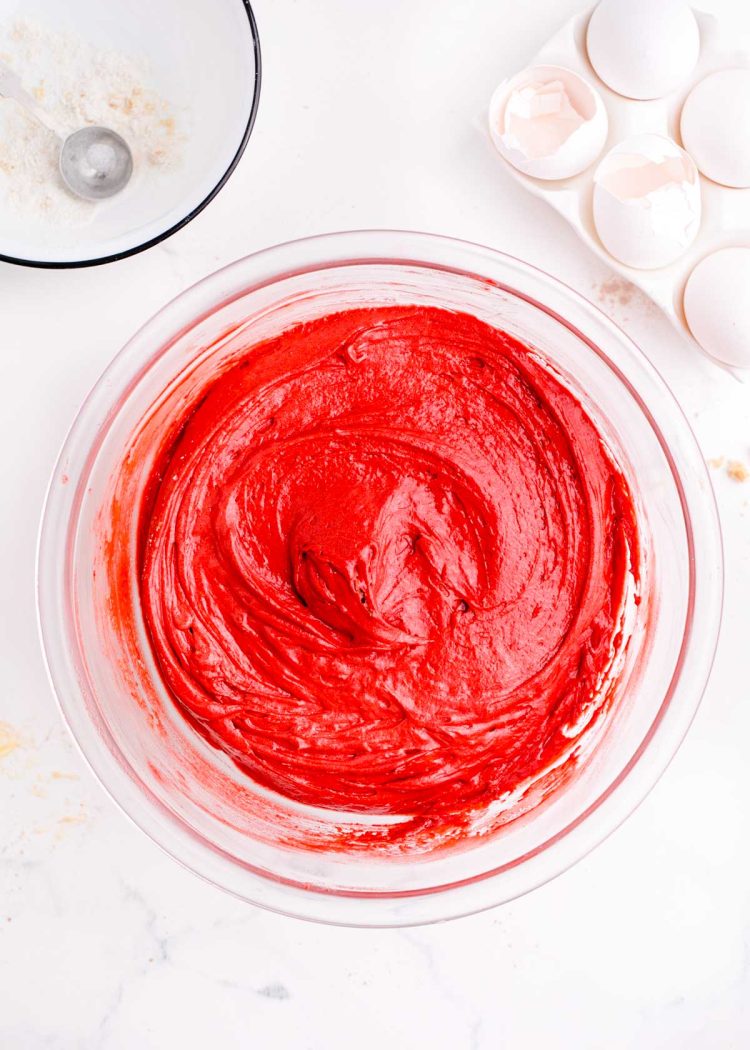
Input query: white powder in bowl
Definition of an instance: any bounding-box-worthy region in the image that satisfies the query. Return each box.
[0,18,183,225]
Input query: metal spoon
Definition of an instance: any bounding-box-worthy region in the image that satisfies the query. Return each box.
[0,59,133,201]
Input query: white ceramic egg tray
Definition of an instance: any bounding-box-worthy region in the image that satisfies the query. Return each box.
[488,7,750,360]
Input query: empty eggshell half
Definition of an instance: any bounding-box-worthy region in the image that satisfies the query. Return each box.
[684,247,750,368]
[681,69,750,188]
[593,135,701,269]
[587,0,700,100]
[489,65,608,180]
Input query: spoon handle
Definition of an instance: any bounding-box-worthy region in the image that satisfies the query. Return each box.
[0,59,67,140]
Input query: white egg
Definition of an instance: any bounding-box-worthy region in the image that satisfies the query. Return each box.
[593,135,701,269]
[684,248,750,368]
[681,69,750,189]
[587,0,700,100]
[488,65,608,180]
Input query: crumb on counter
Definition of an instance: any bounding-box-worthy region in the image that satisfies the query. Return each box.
[727,460,749,483]
[707,456,749,482]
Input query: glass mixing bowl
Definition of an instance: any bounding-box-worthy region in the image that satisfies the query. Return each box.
[37,231,723,926]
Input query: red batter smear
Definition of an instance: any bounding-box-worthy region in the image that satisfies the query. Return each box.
[139,306,639,823]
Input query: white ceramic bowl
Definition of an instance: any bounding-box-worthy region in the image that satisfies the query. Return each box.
[0,0,260,267]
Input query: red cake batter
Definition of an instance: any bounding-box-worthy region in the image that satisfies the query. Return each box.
[139,305,639,821]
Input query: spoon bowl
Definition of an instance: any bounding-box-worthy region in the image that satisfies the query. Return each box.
[59,126,134,201]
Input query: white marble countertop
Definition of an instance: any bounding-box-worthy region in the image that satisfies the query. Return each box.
[2,0,749,1045]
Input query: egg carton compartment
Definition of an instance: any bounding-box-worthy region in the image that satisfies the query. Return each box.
[486,5,750,371]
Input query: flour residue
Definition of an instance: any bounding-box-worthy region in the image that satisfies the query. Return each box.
[0,720,90,857]
[0,721,23,759]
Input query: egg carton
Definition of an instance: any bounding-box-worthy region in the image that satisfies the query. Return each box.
[487,6,750,368]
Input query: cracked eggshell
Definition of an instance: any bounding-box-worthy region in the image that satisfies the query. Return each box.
[593,135,701,270]
[587,0,700,100]
[488,65,608,180]
[684,248,750,368]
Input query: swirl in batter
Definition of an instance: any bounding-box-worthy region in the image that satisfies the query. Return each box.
[139,306,639,822]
